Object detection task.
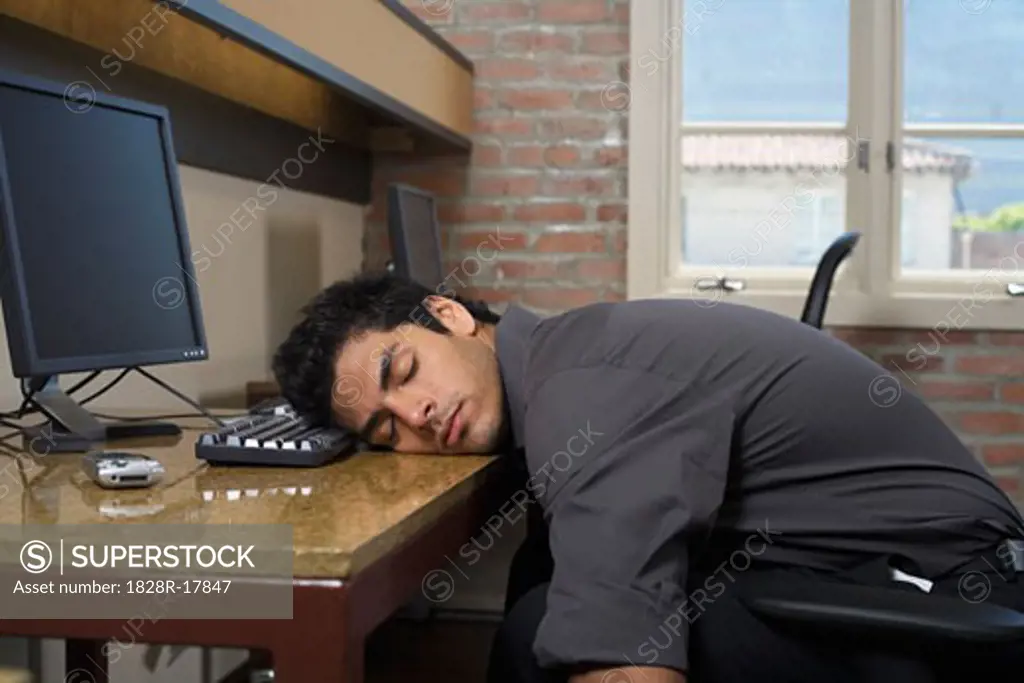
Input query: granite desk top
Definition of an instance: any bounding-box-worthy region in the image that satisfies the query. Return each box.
[0,412,499,579]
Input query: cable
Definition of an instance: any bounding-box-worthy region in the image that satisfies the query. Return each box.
[0,371,131,442]
[1,371,102,419]
[89,411,248,423]
[131,367,227,428]
[76,369,131,407]
[1,365,231,442]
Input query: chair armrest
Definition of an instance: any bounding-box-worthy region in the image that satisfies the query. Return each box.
[738,576,1024,643]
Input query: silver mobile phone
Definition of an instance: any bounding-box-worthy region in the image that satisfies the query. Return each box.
[82,451,165,489]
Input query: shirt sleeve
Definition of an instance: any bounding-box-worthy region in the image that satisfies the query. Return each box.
[523,364,734,674]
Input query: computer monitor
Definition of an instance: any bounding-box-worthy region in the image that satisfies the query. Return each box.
[386,183,445,292]
[0,69,207,449]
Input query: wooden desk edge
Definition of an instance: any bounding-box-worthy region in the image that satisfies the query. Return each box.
[0,455,515,649]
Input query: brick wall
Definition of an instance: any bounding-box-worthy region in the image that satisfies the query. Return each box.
[367,0,629,310]
[365,0,1024,501]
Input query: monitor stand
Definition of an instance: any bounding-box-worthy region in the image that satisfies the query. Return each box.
[20,376,181,454]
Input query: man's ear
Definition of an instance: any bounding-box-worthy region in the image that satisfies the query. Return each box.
[424,295,477,336]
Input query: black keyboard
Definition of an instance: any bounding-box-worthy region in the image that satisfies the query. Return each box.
[194,401,357,467]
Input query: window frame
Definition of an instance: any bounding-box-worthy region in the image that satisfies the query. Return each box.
[627,0,1024,330]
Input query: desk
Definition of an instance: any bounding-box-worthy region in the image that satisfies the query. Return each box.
[0,413,511,682]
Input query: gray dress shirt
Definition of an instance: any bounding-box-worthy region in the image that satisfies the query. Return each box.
[493,298,1024,673]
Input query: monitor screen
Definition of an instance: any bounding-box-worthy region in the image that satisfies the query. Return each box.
[396,190,444,291]
[0,81,203,373]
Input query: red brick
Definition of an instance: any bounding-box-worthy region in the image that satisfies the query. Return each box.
[536,116,612,140]
[461,2,531,22]
[436,203,506,224]
[879,354,945,373]
[534,232,606,253]
[494,260,560,280]
[581,29,628,54]
[577,89,629,111]
[472,174,539,197]
[990,332,1024,345]
[956,412,1024,435]
[996,475,1020,495]
[513,203,587,223]
[499,30,575,53]
[477,58,544,81]
[575,258,626,280]
[594,146,627,167]
[611,1,629,23]
[456,230,528,251]
[442,30,494,53]
[507,144,580,169]
[829,329,904,346]
[612,230,627,253]
[522,287,601,309]
[1002,383,1024,404]
[901,330,979,346]
[547,60,615,82]
[499,89,575,110]
[983,445,1024,466]
[914,380,995,401]
[507,145,545,167]
[955,355,1024,375]
[598,203,627,222]
[475,89,496,110]
[474,116,533,138]
[537,0,609,23]
[471,144,502,167]
[543,176,616,197]
[463,287,519,304]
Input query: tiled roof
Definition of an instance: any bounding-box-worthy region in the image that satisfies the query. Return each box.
[681,134,975,178]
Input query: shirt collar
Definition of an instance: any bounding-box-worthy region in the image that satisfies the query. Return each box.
[495,304,541,450]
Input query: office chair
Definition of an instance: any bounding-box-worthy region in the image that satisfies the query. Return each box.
[800,231,860,329]
[738,230,1024,682]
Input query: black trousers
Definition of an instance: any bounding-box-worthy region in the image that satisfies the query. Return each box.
[487,546,1024,683]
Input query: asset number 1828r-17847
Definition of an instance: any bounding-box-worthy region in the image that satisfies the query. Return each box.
[126,579,231,594]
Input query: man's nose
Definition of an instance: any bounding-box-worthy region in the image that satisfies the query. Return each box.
[389,394,437,431]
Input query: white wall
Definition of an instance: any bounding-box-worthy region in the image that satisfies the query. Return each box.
[0,164,366,412]
[682,171,955,270]
[0,162,365,683]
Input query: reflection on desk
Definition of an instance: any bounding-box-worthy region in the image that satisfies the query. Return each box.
[0,413,500,578]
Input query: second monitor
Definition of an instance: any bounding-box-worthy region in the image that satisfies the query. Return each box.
[387,183,445,292]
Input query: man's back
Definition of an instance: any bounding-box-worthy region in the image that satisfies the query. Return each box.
[518,297,1023,577]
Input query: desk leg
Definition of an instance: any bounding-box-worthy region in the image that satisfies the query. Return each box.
[269,584,361,682]
[66,639,107,683]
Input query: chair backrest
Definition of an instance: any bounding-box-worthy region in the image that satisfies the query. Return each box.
[800,232,861,329]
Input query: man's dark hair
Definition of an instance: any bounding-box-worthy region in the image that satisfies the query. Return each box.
[272,272,501,428]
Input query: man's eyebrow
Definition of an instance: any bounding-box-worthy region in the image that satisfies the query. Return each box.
[356,343,397,441]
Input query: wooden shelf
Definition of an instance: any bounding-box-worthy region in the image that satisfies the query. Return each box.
[0,0,474,156]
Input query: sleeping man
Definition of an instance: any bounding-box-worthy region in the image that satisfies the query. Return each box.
[272,272,1024,683]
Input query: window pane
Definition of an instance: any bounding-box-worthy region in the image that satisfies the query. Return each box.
[904,2,1024,124]
[899,137,1024,273]
[681,133,851,268]
[681,0,849,122]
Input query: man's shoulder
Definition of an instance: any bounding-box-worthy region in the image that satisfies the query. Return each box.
[523,299,692,382]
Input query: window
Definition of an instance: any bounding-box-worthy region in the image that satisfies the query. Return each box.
[628,0,1024,329]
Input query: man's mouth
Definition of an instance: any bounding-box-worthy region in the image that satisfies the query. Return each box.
[441,402,463,449]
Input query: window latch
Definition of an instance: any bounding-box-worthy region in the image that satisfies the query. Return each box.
[857,140,870,172]
[1008,283,1024,297]
[694,276,746,293]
